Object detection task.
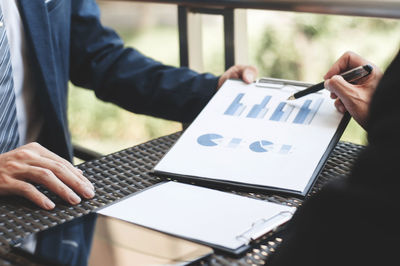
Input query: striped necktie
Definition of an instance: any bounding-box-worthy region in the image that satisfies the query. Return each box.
[0,7,20,153]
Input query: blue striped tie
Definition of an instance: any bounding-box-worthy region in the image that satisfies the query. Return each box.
[0,7,20,153]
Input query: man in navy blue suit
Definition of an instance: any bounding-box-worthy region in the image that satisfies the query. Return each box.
[0,0,257,210]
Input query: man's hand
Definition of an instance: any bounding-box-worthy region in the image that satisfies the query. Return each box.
[217,65,258,89]
[0,143,95,210]
[324,51,383,129]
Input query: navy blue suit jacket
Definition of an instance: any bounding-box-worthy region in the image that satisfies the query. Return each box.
[18,0,218,161]
[17,1,218,265]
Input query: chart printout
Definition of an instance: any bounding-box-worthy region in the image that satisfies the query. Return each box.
[154,79,345,194]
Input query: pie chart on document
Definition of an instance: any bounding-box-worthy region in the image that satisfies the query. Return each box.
[197,133,223,147]
[249,140,274,153]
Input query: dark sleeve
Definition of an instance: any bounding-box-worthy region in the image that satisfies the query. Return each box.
[68,0,218,123]
[268,51,400,266]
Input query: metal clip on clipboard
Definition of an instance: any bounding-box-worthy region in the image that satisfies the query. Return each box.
[256,77,316,93]
[235,210,295,245]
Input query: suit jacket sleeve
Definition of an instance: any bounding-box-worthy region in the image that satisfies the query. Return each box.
[267,51,400,266]
[68,0,218,123]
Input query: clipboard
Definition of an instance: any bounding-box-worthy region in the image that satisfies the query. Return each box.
[152,78,350,197]
[98,182,296,256]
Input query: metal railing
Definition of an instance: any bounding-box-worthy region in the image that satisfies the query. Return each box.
[103,0,400,71]
[106,0,400,18]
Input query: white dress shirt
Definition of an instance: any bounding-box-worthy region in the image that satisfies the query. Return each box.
[0,0,43,145]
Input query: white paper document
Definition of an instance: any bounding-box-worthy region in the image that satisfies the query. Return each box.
[153,79,346,195]
[98,182,295,252]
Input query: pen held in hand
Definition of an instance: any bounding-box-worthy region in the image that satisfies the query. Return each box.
[287,64,373,100]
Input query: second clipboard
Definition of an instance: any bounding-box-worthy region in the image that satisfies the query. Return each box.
[97,181,296,257]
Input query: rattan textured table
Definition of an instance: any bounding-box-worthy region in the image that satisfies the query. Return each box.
[0,132,364,265]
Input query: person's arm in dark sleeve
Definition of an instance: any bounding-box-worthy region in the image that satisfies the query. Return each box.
[69,0,218,123]
[268,51,400,266]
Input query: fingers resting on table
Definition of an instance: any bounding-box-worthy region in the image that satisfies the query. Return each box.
[0,142,95,210]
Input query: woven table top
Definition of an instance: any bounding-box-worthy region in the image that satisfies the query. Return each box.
[0,132,364,265]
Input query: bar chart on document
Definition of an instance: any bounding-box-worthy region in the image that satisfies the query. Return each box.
[223,92,324,125]
[154,79,344,195]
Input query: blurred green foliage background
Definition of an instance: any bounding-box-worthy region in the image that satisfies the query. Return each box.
[68,2,400,160]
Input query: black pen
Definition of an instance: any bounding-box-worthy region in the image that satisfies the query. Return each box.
[287,64,373,100]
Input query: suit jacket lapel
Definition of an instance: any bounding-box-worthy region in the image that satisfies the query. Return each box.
[17,0,62,118]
